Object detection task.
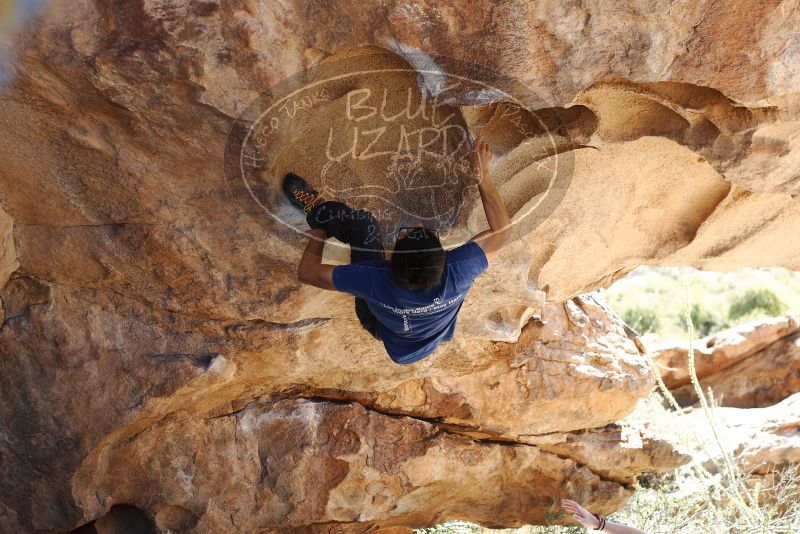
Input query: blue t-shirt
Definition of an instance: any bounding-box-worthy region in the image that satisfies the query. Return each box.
[332,241,489,364]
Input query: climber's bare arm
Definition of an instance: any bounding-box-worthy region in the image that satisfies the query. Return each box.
[468,138,512,258]
[561,500,648,534]
[297,228,336,291]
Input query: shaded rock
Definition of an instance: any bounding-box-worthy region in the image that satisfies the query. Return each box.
[671,333,800,408]
[94,505,155,534]
[572,79,800,195]
[0,502,23,534]
[721,119,800,196]
[0,0,798,531]
[73,399,630,532]
[524,423,692,486]
[653,314,800,407]
[653,314,799,388]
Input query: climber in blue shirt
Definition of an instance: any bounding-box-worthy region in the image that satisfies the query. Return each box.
[285,137,511,364]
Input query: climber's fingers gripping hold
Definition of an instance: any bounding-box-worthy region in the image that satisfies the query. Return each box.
[468,137,493,184]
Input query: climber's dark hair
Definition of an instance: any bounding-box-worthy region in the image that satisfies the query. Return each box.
[391,228,445,291]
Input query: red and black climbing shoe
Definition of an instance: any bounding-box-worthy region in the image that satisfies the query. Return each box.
[283,172,325,214]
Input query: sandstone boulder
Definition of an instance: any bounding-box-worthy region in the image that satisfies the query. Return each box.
[671,333,800,409]
[1,0,799,532]
[74,399,632,533]
[679,392,800,478]
[653,314,800,407]
[358,295,655,437]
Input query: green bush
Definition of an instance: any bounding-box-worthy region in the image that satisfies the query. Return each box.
[686,302,726,337]
[728,288,787,321]
[621,306,661,334]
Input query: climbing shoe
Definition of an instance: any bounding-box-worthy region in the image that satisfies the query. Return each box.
[283,172,325,214]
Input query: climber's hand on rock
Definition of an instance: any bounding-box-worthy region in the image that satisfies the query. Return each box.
[468,137,493,183]
[560,499,599,529]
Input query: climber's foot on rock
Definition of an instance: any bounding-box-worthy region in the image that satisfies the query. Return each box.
[283,172,325,214]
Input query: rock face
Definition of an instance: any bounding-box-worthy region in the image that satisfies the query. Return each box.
[75,398,633,533]
[653,315,800,408]
[679,392,800,483]
[1,1,799,532]
[358,296,656,437]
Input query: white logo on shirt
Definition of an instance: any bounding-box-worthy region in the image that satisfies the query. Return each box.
[374,292,466,316]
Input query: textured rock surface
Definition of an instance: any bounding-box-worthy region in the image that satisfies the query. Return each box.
[74,399,633,533]
[653,314,800,407]
[0,205,17,295]
[1,0,799,532]
[671,333,800,409]
[358,296,655,436]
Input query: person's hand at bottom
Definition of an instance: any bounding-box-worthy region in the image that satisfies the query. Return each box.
[561,499,600,529]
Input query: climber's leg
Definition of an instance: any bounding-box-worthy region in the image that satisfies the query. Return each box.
[284,172,385,263]
[305,200,386,338]
[284,173,385,338]
[306,200,385,263]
